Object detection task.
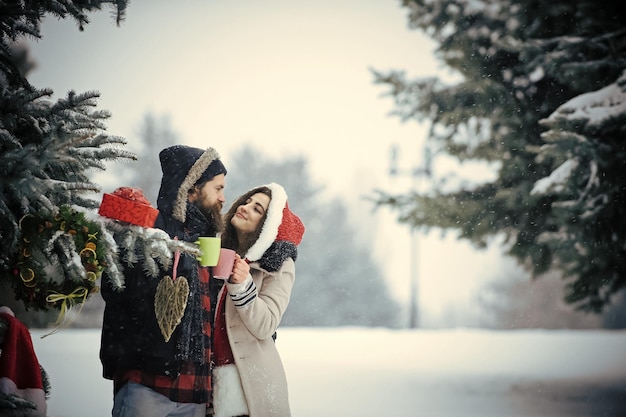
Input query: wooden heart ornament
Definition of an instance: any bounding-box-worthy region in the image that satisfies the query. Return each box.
[154,274,189,342]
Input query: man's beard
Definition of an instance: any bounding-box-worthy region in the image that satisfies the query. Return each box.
[194,200,224,235]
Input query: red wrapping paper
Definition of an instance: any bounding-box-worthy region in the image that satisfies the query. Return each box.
[98,187,159,227]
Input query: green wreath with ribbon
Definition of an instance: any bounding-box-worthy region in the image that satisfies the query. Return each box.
[10,206,105,318]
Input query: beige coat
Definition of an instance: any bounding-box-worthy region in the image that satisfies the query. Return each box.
[219,257,295,417]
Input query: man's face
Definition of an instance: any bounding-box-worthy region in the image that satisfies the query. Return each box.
[189,173,226,215]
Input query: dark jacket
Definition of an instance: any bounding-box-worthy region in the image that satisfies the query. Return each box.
[100,146,225,380]
[100,210,212,379]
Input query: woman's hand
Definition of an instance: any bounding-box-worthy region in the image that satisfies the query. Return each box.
[228,254,250,284]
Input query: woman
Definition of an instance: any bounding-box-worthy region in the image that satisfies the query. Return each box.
[210,183,304,417]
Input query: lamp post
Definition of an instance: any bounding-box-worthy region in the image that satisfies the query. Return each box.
[389,144,431,329]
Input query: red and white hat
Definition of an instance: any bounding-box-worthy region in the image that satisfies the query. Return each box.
[244,183,305,263]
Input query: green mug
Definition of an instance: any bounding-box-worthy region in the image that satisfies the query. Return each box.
[195,237,220,267]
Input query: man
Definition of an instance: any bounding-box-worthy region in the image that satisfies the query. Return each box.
[100,145,227,417]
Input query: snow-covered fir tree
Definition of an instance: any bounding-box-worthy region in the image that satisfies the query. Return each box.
[0,1,197,322]
[372,0,626,312]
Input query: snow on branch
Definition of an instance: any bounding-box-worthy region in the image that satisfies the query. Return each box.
[530,158,578,196]
[540,70,626,135]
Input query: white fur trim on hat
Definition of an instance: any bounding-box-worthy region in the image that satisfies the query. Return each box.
[244,182,288,261]
[213,364,249,417]
[0,306,15,317]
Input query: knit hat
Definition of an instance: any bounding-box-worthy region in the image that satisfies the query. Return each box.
[157,145,227,223]
[244,183,305,263]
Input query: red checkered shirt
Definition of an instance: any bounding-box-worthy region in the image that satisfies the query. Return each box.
[114,267,213,404]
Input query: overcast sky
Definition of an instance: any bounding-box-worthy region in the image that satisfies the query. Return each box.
[27,0,518,325]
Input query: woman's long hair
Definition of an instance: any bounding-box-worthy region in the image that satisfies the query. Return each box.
[221,186,271,256]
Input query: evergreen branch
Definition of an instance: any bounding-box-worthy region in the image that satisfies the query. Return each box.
[72,139,137,162]
[0,0,129,40]
[0,47,33,89]
[0,128,22,150]
[88,213,199,288]
[41,178,102,194]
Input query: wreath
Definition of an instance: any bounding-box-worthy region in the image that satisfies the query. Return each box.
[10,206,105,316]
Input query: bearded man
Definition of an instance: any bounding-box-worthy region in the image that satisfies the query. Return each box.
[100,145,227,417]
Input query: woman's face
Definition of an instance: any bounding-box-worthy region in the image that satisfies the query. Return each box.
[231,192,270,234]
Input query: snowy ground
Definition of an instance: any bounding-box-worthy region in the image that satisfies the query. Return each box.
[31,327,626,417]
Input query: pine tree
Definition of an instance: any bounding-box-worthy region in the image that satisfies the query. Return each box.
[0,1,195,323]
[372,0,626,312]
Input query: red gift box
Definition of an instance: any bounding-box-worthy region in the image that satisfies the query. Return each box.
[98,187,159,228]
